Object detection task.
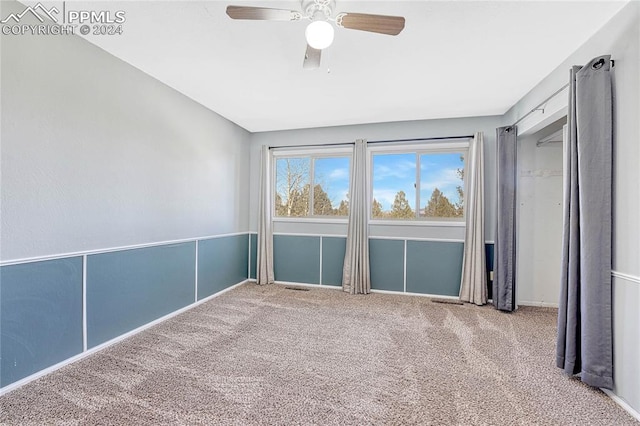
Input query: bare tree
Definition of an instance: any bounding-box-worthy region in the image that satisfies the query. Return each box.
[276,158,310,217]
[455,155,464,215]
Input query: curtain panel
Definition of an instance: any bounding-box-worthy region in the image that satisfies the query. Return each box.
[493,126,517,312]
[257,145,275,285]
[342,139,370,294]
[459,132,487,305]
[556,55,613,389]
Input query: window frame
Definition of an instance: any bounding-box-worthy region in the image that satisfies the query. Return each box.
[368,140,469,226]
[271,147,352,222]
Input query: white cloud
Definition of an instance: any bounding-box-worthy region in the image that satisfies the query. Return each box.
[373,159,415,181]
[328,168,349,180]
[420,168,463,201]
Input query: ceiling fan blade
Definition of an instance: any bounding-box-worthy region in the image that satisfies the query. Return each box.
[339,12,405,36]
[303,45,321,69]
[226,5,299,21]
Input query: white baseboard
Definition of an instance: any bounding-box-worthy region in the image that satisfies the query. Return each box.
[269,282,462,300]
[602,389,640,422]
[612,270,640,285]
[273,281,342,290]
[517,300,559,308]
[0,279,250,397]
[370,289,461,300]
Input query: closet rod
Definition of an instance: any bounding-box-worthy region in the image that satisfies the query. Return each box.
[268,135,473,150]
[512,59,615,128]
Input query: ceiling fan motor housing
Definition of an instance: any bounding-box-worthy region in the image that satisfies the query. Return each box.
[302,0,335,20]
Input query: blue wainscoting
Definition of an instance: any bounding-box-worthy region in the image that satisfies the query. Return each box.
[369,239,405,292]
[406,240,464,296]
[198,235,248,300]
[0,258,83,387]
[273,235,320,284]
[270,235,493,298]
[250,233,257,280]
[0,233,250,390]
[486,243,494,299]
[86,243,197,348]
[321,237,346,286]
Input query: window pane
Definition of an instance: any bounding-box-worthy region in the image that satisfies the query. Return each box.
[372,153,416,219]
[275,157,310,217]
[419,153,465,219]
[313,157,350,216]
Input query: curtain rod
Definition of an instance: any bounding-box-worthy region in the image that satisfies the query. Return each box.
[512,59,615,128]
[268,135,474,150]
[511,83,570,128]
[269,141,353,150]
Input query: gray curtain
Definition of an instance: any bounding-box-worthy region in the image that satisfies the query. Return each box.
[257,145,274,285]
[493,126,517,312]
[342,139,370,294]
[556,55,613,389]
[459,132,487,305]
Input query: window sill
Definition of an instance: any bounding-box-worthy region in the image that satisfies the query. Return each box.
[273,218,465,227]
[369,219,465,227]
[273,217,349,224]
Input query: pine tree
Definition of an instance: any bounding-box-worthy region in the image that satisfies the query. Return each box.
[390,191,414,219]
[424,188,458,218]
[372,198,384,218]
[313,184,334,215]
[337,199,349,216]
[290,184,310,216]
[275,193,287,216]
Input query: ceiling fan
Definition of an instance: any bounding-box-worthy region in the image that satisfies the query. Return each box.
[226,0,405,69]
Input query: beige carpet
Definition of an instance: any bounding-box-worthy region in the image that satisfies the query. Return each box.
[1,283,637,425]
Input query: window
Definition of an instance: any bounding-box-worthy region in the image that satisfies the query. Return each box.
[274,154,350,218]
[371,153,416,219]
[371,147,466,221]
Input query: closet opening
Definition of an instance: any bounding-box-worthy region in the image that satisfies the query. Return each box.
[516,117,567,307]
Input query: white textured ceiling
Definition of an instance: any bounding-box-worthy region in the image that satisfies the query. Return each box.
[29,0,628,132]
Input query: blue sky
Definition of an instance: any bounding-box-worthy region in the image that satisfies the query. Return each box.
[373,153,464,211]
[313,157,350,206]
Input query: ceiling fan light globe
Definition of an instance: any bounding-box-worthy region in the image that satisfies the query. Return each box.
[305,21,334,50]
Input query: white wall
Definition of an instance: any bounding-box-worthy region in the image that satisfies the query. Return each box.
[249,115,502,241]
[505,1,640,415]
[516,123,564,307]
[0,1,251,261]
